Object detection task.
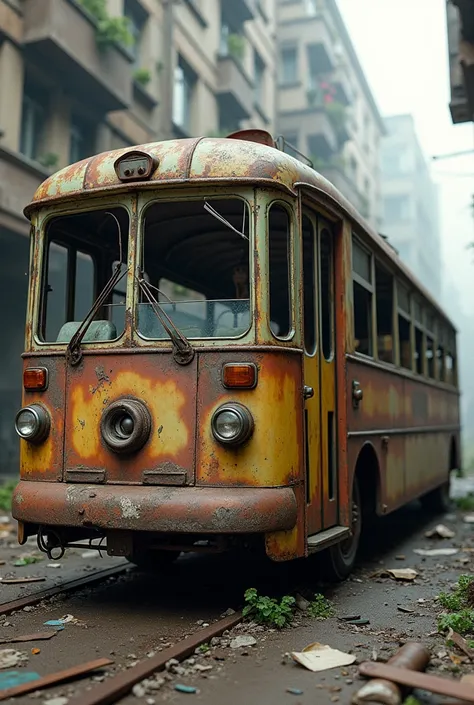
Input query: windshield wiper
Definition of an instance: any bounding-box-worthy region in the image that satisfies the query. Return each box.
[67,213,126,366]
[138,275,195,366]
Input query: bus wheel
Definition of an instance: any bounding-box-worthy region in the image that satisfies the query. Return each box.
[420,477,451,513]
[126,549,180,571]
[321,479,362,582]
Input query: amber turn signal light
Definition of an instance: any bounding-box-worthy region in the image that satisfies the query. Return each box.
[23,367,48,391]
[222,363,257,389]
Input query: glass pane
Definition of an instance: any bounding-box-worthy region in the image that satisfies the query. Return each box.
[45,243,68,342]
[269,204,291,338]
[139,198,250,339]
[375,263,394,363]
[397,282,410,313]
[352,239,371,282]
[437,345,445,381]
[353,281,372,356]
[398,315,411,369]
[415,326,423,374]
[74,252,94,321]
[40,208,129,343]
[320,228,333,360]
[302,215,316,354]
[426,336,435,378]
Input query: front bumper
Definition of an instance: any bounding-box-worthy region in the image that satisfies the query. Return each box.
[12,481,298,534]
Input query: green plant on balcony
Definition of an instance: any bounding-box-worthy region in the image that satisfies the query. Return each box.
[37,153,59,169]
[134,68,152,86]
[77,0,133,50]
[227,33,246,62]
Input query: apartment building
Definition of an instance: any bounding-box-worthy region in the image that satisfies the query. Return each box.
[276,0,385,230]
[380,115,442,298]
[0,0,276,477]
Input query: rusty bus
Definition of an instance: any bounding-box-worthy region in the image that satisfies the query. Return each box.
[11,129,460,579]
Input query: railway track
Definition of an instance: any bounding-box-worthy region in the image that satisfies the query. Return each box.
[0,560,243,704]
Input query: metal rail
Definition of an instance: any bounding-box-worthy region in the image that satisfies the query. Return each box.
[0,564,130,617]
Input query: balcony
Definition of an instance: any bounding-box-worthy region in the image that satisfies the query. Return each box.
[22,0,133,114]
[277,14,336,75]
[216,55,254,125]
[0,0,22,44]
[279,108,338,159]
[221,0,255,29]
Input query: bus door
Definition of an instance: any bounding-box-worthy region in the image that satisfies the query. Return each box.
[302,210,337,535]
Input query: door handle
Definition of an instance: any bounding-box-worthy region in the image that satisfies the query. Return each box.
[303,385,314,400]
[352,380,363,408]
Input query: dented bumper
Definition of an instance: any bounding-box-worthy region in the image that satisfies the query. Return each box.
[12,481,298,534]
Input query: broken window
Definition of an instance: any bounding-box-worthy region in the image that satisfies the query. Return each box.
[375,262,394,363]
[397,282,411,370]
[352,238,373,357]
[138,198,250,339]
[268,204,292,338]
[40,207,128,343]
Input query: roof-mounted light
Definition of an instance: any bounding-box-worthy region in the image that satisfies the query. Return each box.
[114,150,158,182]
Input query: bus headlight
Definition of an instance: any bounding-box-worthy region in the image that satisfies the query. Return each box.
[15,404,50,444]
[211,403,254,446]
[101,399,151,454]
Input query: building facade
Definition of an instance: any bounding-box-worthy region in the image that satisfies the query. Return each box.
[380,115,442,298]
[446,0,474,124]
[0,0,276,477]
[275,0,385,230]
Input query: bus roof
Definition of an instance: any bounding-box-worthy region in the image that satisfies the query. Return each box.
[25,131,455,331]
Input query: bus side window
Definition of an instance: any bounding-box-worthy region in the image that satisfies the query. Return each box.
[45,242,68,342]
[375,263,394,363]
[397,282,411,370]
[352,238,373,357]
[269,204,292,338]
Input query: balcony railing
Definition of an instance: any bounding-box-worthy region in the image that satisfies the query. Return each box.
[216,54,254,125]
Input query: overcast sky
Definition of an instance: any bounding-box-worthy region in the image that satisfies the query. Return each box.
[337,0,474,321]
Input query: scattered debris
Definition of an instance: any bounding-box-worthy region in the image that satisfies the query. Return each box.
[13,555,43,567]
[44,697,69,705]
[0,577,46,585]
[0,657,113,701]
[44,615,77,628]
[286,688,304,695]
[0,632,56,646]
[447,628,474,660]
[414,548,459,557]
[292,642,356,672]
[395,555,405,561]
[229,635,257,649]
[339,615,361,622]
[0,650,28,670]
[464,514,474,524]
[174,684,197,694]
[0,670,39,691]
[358,661,474,703]
[346,618,370,625]
[47,564,62,569]
[378,568,418,581]
[397,606,415,614]
[295,594,310,612]
[81,551,98,559]
[425,524,456,539]
[31,648,40,655]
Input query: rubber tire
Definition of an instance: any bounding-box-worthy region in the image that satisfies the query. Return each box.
[320,478,362,582]
[420,477,451,513]
[126,549,180,571]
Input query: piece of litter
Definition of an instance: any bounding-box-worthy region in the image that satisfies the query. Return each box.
[395,555,405,560]
[44,698,69,705]
[81,550,98,559]
[174,684,197,694]
[47,564,61,569]
[413,548,458,557]
[291,642,356,672]
[346,618,370,625]
[0,577,45,585]
[397,606,415,613]
[295,594,310,612]
[339,615,361,622]
[13,555,43,567]
[0,649,28,670]
[0,670,39,692]
[230,635,257,649]
[286,688,304,695]
[43,615,76,628]
[0,632,56,646]
[31,649,40,655]
[463,514,474,524]
[447,628,474,660]
[385,568,418,581]
[425,524,455,539]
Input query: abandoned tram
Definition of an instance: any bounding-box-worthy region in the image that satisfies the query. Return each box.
[11,129,460,579]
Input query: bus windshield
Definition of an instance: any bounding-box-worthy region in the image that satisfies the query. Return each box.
[138,197,251,340]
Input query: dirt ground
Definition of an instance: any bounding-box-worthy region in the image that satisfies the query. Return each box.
[0,475,472,704]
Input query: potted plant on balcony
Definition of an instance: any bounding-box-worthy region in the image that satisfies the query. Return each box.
[134,68,152,87]
[77,0,133,51]
[227,33,246,63]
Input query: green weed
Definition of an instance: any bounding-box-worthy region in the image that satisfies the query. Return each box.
[307,593,336,619]
[454,493,474,511]
[0,481,16,512]
[403,697,422,705]
[243,588,295,629]
[438,609,474,635]
[437,574,474,635]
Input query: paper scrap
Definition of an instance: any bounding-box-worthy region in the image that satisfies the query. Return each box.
[425,524,455,539]
[413,548,458,557]
[292,642,356,672]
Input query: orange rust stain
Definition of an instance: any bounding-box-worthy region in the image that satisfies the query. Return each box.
[198,365,302,487]
[70,371,189,461]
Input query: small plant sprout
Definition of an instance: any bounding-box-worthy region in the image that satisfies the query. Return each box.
[243,588,296,629]
[437,574,474,636]
[308,593,336,619]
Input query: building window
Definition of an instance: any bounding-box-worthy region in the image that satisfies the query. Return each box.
[69,115,96,164]
[254,50,265,107]
[20,87,46,161]
[384,194,411,222]
[124,0,147,68]
[280,47,297,84]
[173,58,196,134]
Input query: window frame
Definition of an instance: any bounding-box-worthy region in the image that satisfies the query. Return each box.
[267,199,295,342]
[351,235,375,359]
